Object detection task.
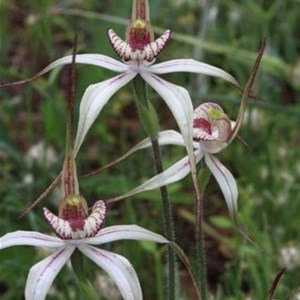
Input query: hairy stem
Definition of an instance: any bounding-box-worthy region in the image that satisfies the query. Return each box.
[133,75,177,300]
[151,136,177,300]
[196,194,207,299]
[71,250,98,300]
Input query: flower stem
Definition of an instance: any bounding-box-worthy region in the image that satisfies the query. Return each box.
[196,165,211,299]
[195,195,207,299]
[71,250,98,300]
[151,136,177,300]
[133,75,177,300]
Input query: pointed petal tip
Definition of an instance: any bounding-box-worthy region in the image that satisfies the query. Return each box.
[205,154,238,220]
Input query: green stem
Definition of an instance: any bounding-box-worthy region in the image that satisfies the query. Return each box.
[133,75,177,300]
[71,250,98,300]
[196,164,211,299]
[151,136,177,300]
[196,195,207,300]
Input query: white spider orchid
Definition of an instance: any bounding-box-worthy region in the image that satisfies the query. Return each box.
[21,0,239,170]
[102,101,245,223]
[0,195,171,300]
[100,39,267,222]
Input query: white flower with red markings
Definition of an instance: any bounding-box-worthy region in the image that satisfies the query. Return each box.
[105,101,246,223]
[193,102,233,154]
[43,195,107,240]
[29,0,239,175]
[0,195,169,300]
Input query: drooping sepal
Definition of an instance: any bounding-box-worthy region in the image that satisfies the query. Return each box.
[108,29,171,63]
[43,199,107,240]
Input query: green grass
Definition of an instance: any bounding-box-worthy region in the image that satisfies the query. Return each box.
[1,0,300,299]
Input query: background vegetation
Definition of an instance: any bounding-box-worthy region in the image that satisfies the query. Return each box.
[0,0,299,299]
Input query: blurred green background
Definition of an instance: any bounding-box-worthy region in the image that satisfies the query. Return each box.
[0,0,299,299]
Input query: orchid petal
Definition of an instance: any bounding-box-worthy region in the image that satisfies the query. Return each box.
[80,224,168,245]
[37,54,129,76]
[25,246,75,300]
[78,245,142,300]
[140,72,197,176]
[74,72,137,155]
[199,139,228,154]
[123,129,197,158]
[112,148,203,201]
[81,130,195,179]
[205,154,238,221]
[121,130,189,159]
[0,231,64,249]
[137,129,187,148]
[149,59,239,86]
[105,129,188,168]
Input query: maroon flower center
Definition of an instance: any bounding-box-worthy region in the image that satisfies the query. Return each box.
[61,204,86,232]
[193,118,212,134]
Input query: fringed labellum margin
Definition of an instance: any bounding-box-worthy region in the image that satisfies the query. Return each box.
[108,29,171,63]
[44,198,107,240]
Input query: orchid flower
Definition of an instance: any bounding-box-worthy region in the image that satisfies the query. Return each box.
[104,101,245,223]
[0,195,172,300]
[16,0,239,171]
[102,38,267,222]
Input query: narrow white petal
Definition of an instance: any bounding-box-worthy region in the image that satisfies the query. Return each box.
[37,54,128,76]
[74,72,137,155]
[78,245,142,300]
[0,231,64,249]
[138,129,187,148]
[25,246,75,300]
[80,130,193,179]
[205,154,238,219]
[140,72,196,175]
[82,224,168,245]
[103,129,187,170]
[119,148,203,199]
[149,59,239,86]
[121,130,188,160]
